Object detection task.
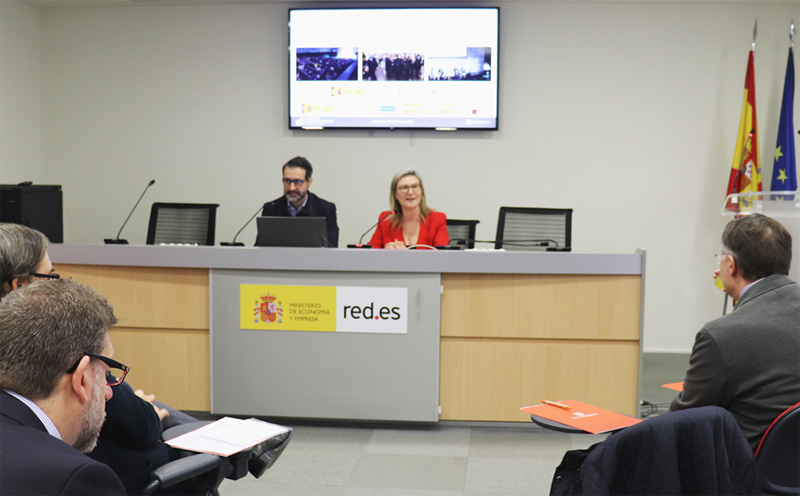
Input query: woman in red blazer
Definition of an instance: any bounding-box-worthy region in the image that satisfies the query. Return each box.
[369,169,449,249]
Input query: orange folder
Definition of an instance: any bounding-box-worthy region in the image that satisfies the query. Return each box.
[662,382,683,392]
[521,399,642,434]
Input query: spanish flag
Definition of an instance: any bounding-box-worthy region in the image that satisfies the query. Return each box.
[725,50,762,212]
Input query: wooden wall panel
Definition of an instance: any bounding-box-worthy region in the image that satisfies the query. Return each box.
[441,274,641,340]
[111,328,210,411]
[57,264,209,330]
[440,338,639,421]
[55,264,210,410]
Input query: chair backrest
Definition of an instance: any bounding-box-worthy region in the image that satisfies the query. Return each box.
[146,203,219,246]
[494,207,572,251]
[446,219,480,249]
[755,402,800,494]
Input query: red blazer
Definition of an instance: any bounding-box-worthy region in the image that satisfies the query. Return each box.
[369,211,449,249]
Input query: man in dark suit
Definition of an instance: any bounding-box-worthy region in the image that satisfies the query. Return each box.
[0,278,126,495]
[670,214,800,451]
[261,156,339,247]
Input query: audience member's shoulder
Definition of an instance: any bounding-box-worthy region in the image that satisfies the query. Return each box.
[48,438,125,495]
[759,273,797,288]
[2,424,125,495]
[63,457,126,495]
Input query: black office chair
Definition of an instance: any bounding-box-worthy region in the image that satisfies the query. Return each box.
[754,402,800,495]
[143,425,293,496]
[146,203,219,246]
[494,207,572,251]
[445,219,480,248]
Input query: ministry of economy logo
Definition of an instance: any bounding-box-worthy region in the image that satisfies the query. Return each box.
[254,293,282,324]
[241,284,406,333]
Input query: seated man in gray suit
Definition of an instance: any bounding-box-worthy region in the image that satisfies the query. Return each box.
[0,279,126,495]
[670,213,800,451]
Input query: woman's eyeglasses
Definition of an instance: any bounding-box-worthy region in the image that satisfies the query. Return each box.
[31,272,60,280]
[397,184,421,193]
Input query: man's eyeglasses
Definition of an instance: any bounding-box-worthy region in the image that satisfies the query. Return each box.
[715,253,732,265]
[397,184,421,193]
[66,353,130,386]
[283,178,307,187]
[31,272,60,280]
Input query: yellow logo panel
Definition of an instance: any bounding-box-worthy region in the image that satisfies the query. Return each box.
[241,284,336,332]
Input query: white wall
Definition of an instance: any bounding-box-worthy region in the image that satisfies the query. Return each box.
[24,1,800,353]
[0,0,43,183]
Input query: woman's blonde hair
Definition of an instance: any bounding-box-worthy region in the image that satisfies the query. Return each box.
[389,169,430,228]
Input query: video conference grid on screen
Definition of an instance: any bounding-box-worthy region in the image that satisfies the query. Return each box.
[289,8,499,130]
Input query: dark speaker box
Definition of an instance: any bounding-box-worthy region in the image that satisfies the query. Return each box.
[0,184,63,243]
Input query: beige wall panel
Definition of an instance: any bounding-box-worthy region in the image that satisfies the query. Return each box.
[440,338,639,421]
[57,264,209,330]
[441,274,641,340]
[110,328,210,411]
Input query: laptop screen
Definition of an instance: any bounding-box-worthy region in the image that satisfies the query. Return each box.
[255,216,328,248]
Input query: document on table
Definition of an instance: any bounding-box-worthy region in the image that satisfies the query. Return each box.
[165,417,290,456]
[521,399,642,434]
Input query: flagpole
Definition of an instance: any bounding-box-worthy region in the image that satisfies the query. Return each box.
[752,20,757,51]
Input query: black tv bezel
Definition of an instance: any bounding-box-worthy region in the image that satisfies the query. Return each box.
[287,6,500,132]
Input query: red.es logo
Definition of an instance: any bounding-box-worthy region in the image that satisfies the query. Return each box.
[342,302,401,320]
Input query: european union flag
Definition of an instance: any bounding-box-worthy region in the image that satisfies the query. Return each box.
[770,47,796,200]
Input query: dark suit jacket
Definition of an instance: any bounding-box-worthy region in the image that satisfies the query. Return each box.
[88,383,180,495]
[580,406,759,495]
[670,274,800,450]
[0,390,126,496]
[261,192,339,247]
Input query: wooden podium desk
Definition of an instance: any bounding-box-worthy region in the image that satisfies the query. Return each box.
[49,245,645,421]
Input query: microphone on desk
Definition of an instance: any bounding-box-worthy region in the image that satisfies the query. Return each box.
[348,211,395,248]
[221,204,265,246]
[104,179,155,245]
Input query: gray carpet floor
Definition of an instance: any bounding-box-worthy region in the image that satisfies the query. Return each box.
[218,352,690,496]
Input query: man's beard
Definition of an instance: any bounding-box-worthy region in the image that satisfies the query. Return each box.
[73,366,107,453]
[285,191,306,204]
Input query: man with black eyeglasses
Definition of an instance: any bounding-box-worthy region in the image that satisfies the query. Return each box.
[261,156,340,247]
[0,223,194,494]
[0,278,126,495]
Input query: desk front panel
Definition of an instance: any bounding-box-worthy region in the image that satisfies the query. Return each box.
[52,248,644,421]
[210,269,441,422]
[439,273,642,420]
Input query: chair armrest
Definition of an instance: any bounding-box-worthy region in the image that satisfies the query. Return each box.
[142,453,220,495]
[249,429,294,478]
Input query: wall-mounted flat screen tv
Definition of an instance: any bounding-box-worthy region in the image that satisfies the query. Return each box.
[288,8,499,131]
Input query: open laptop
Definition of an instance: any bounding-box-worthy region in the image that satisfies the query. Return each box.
[255,216,328,248]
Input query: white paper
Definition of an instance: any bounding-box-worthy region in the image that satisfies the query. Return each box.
[165,417,289,456]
